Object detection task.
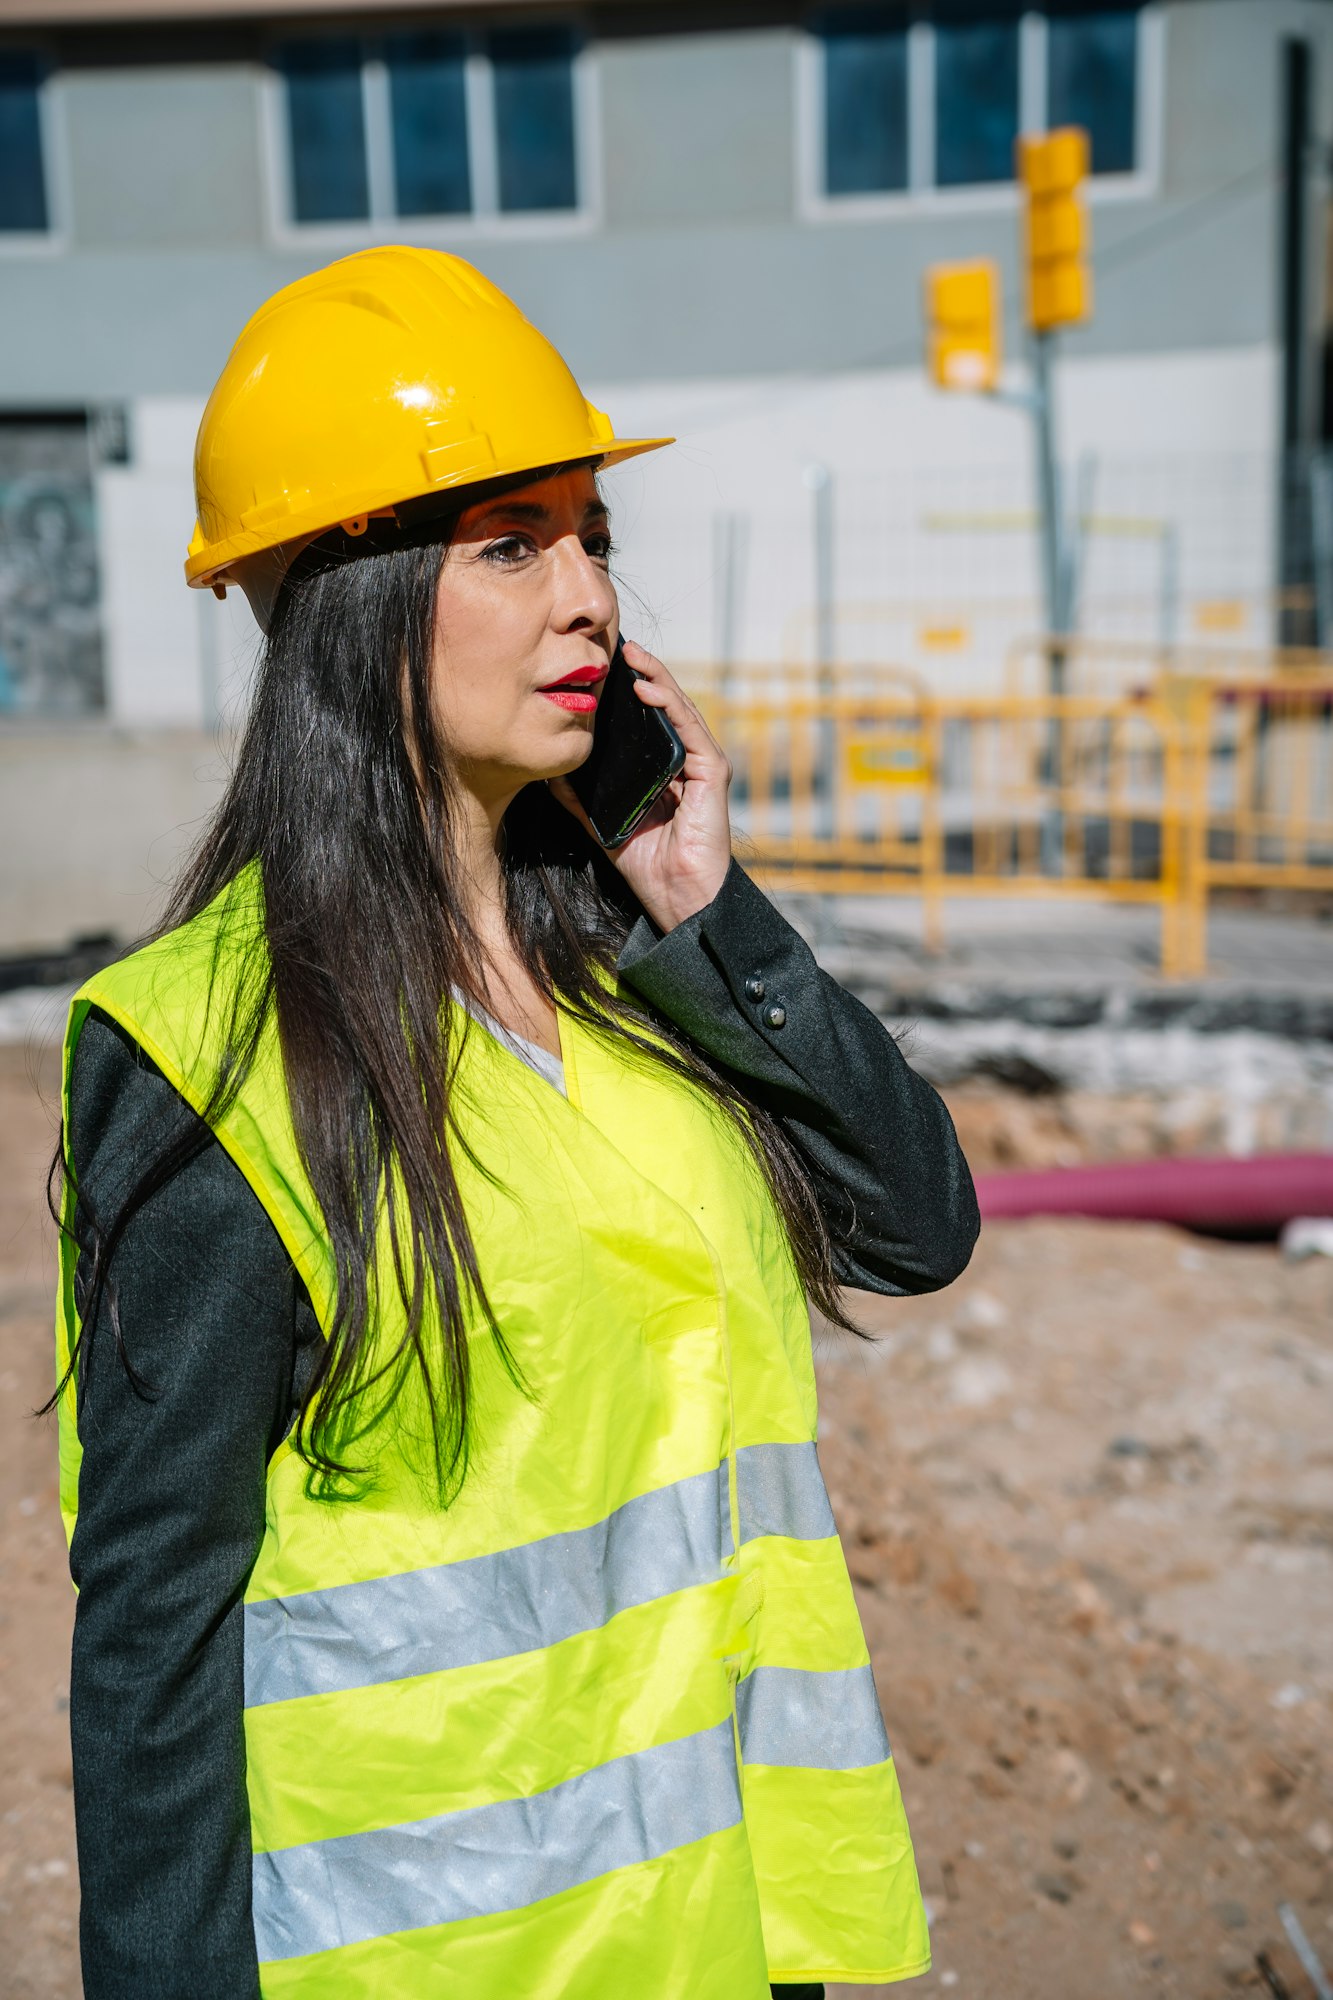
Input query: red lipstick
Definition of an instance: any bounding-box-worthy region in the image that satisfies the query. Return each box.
[537,663,607,714]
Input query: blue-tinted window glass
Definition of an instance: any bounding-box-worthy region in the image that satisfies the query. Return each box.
[279,40,369,223]
[821,10,909,196]
[387,33,471,216]
[490,26,577,212]
[935,17,1020,186]
[0,54,48,232]
[1049,9,1139,175]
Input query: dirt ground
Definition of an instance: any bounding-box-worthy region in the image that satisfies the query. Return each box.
[1,1043,1330,2000]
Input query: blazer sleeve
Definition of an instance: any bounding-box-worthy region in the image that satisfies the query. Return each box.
[65,1010,321,2000]
[616,860,979,1295]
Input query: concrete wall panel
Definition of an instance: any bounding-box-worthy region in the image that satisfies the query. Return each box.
[600,27,793,227]
[0,179,1277,412]
[63,64,264,248]
[0,0,1310,403]
[0,727,228,951]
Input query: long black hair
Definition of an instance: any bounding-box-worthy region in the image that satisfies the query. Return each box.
[52,513,856,1501]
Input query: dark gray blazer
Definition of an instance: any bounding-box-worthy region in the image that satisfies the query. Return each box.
[66,860,977,2000]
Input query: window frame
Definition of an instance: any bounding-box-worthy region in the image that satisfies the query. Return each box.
[262,20,600,245]
[795,4,1163,225]
[0,43,69,256]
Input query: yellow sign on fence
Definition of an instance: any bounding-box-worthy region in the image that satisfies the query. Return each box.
[1194,600,1249,635]
[918,622,970,652]
[846,734,931,786]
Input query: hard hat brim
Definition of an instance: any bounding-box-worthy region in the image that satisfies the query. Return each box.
[185,433,674,589]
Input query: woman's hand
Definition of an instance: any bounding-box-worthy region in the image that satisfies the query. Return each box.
[549,640,733,933]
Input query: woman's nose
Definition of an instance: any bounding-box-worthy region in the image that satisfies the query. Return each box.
[552,535,617,635]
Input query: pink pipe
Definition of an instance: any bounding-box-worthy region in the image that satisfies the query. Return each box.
[974,1153,1333,1232]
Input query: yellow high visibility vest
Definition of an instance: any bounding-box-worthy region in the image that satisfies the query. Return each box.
[56,867,929,1997]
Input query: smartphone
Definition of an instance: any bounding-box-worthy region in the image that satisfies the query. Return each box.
[569,639,686,848]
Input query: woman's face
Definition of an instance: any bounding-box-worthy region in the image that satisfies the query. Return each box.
[429,466,619,807]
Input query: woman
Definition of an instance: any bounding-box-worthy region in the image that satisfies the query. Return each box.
[54,247,978,2000]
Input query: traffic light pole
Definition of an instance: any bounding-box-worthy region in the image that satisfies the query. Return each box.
[926,126,1091,879]
[982,332,1069,663]
[1030,328,1067,684]
[1028,329,1068,873]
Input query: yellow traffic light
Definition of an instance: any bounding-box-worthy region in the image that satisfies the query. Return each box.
[1018,126,1092,333]
[924,259,1001,393]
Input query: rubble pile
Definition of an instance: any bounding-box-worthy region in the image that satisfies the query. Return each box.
[820,1220,1333,1999]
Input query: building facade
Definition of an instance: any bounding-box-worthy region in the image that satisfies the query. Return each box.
[0,0,1330,726]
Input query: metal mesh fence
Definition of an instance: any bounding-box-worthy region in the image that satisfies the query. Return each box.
[625,449,1300,691]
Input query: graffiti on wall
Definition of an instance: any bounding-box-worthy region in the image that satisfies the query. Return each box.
[0,419,104,716]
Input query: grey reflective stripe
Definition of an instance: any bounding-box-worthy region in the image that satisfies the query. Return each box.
[735,1440,836,1544]
[245,1464,730,1708]
[735,1664,891,1770]
[252,1718,742,1964]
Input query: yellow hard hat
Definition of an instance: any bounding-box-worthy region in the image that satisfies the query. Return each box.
[185,245,672,589]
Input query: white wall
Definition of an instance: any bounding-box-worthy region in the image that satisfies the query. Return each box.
[94,394,264,729]
[101,345,1280,733]
[598,342,1281,677]
[96,397,206,726]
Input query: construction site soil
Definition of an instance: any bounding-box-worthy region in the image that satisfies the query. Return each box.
[1,1043,1329,2000]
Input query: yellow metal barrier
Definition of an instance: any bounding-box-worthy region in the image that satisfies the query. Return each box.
[1175,674,1333,905]
[782,588,1328,676]
[686,671,1333,978]
[685,659,930,704]
[1005,633,1333,701]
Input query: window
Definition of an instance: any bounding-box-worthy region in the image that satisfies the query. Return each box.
[1048,8,1138,177]
[492,27,578,212]
[809,5,1147,204]
[282,40,368,223]
[275,27,581,228]
[821,9,908,197]
[387,34,471,216]
[0,52,49,233]
[935,17,1020,188]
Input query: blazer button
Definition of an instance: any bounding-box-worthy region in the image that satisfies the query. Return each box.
[763,1003,787,1030]
[744,976,766,1002]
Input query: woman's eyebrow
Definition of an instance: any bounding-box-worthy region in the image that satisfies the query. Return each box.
[468,497,610,533]
[473,500,551,530]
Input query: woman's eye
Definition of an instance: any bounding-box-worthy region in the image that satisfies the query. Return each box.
[585,533,614,564]
[482,534,535,566]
